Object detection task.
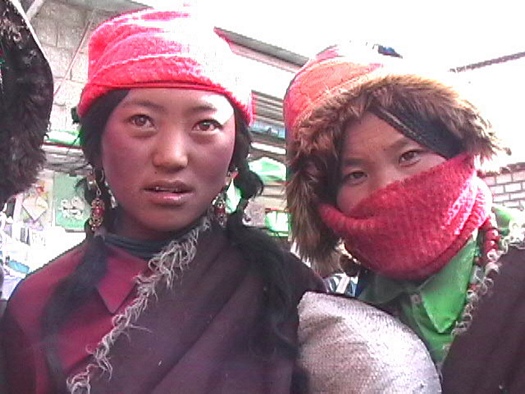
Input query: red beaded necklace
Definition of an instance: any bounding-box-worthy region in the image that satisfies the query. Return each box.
[476,216,502,267]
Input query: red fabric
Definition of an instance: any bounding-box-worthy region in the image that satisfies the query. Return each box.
[1,244,148,394]
[76,7,252,124]
[319,154,491,280]
[283,43,399,135]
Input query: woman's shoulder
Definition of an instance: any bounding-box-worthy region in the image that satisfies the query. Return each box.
[281,251,326,294]
[297,292,441,393]
[228,224,326,294]
[6,242,86,313]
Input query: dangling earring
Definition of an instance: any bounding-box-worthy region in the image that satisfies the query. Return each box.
[87,169,105,233]
[212,171,233,228]
[212,190,227,228]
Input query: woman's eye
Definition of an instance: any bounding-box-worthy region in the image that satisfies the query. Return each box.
[195,119,222,132]
[129,114,153,128]
[399,150,422,164]
[342,171,367,185]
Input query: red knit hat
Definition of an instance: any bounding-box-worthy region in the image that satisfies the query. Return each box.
[283,43,400,135]
[77,6,253,123]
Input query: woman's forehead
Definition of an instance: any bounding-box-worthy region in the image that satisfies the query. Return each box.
[343,113,411,151]
[113,88,235,123]
[122,88,233,108]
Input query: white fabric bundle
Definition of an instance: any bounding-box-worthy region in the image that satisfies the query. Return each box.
[298,292,441,393]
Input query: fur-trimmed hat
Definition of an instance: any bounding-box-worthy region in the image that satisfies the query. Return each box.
[0,0,53,207]
[77,6,252,124]
[283,43,508,270]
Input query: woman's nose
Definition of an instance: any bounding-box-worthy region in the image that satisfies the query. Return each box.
[152,129,189,170]
[372,168,405,193]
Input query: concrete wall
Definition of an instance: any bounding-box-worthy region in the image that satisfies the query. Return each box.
[31,0,118,134]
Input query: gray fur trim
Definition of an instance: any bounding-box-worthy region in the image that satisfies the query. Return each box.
[448,221,525,354]
[66,217,211,394]
[451,254,501,337]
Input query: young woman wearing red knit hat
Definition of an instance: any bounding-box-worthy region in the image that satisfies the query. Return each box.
[284,42,525,393]
[1,8,440,394]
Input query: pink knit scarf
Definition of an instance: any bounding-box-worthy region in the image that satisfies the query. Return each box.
[319,154,492,280]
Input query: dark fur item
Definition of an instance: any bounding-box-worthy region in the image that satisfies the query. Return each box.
[286,69,510,271]
[0,0,53,206]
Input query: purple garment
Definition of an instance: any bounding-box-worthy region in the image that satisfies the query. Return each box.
[83,226,325,393]
[441,247,525,393]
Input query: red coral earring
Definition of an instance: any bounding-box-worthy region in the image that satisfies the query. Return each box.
[87,169,105,233]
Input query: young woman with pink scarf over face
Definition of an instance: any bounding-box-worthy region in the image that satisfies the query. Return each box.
[284,43,525,393]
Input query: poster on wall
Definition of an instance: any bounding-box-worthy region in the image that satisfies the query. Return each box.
[54,173,89,231]
[20,177,53,231]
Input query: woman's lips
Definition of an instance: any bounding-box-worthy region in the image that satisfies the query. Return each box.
[144,185,193,205]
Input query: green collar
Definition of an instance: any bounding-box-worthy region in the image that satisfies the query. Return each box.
[357,205,522,364]
[359,235,476,362]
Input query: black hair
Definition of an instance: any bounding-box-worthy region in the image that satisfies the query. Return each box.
[0,16,53,207]
[41,91,127,393]
[41,90,304,392]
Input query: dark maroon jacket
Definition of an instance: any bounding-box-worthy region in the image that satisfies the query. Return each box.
[1,225,324,394]
[442,246,525,393]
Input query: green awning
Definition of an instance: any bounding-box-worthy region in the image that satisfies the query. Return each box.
[46,129,80,147]
[248,156,286,183]
[225,156,289,237]
[264,210,289,237]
